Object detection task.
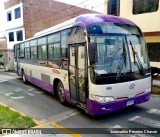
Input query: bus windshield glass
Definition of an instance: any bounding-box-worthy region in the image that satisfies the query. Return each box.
[87,22,150,79]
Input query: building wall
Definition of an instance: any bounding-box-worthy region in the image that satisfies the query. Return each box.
[23,0,97,39]
[0,39,13,70]
[4,0,22,9]
[119,0,160,34]
[5,2,25,49]
[0,50,14,70]
[0,39,7,50]
[104,0,160,34]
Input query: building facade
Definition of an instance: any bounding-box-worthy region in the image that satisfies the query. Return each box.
[3,0,96,69]
[104,0,160,73]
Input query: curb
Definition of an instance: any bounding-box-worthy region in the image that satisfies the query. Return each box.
[152,94,160,98]
[33,121,81,137]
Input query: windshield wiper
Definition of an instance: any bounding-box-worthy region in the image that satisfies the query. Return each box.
[130,41,144,76]
[116,41,127,80]
[116,53,125,80]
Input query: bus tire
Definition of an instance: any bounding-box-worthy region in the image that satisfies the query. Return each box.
[22,70,27,84]
[57,81,66,105]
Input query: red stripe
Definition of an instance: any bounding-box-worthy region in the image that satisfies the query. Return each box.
[136,91,145,96]
[116,97,128,100]
[52,69,60,74]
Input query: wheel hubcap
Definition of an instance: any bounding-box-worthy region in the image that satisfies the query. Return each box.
[58,86,65,102]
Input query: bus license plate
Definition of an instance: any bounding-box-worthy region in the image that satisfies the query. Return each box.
[127,100,134,106]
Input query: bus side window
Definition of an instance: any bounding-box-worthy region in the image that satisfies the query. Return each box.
[47,33,61,60]
[61,30,68,58]
[24,41,30,59]
[48,44,54,60]
[25,47,30,59]
[38,37,47,60]
[31,47,37,59]
[20,43,25,58]
[38,45,47,60]
[30,39,37,59]
[68,26,85,44]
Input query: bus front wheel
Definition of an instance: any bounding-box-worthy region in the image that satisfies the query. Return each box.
[57,81,66,105]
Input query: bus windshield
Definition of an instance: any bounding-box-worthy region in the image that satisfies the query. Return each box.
[87,23,150,82]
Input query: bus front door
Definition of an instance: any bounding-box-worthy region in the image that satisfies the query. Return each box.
[69,43,87,109]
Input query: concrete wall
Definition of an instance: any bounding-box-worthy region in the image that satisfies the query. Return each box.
[0,50,14,70]
[0,39,7,49]
[0,39,13,70]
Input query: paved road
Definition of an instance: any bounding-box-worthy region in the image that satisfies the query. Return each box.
[0,72,160,137]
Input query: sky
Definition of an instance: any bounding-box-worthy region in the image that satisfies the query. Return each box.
[0,0,105,32]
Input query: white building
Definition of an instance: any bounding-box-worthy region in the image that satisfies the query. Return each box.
[0,1,25,70]
[5,3,25,50]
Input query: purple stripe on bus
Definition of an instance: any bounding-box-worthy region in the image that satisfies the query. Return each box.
[26,75,53,93]
[25,75,71,103]
[75,14,136,27]
[86,92,151,115]
[64,89,71,103]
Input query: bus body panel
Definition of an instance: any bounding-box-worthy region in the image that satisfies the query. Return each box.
[89,77,151,98]
[19,63,69,94]
[86,92,151,115]
[86,77,151,115]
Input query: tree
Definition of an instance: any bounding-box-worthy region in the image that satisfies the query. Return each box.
[0,54,3,58]
[0,54,4,67]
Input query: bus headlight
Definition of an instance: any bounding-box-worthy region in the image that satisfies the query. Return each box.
[91,95,115,103]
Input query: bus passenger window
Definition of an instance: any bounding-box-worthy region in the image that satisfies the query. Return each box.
[61,30,68,58]
[31,47,37,59]
[54,43,61,59]
[48,44,54,60]
[20,43,25,57]
[38,45,47,60]
[25,47,30,59]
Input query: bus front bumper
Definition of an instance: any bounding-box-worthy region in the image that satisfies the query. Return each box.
[86,92,151,115]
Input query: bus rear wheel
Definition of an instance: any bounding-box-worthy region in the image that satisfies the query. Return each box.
[22,70,27,84]
[57,81,66,104]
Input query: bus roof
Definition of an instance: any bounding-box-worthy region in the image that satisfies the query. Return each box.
[34,13,136,37]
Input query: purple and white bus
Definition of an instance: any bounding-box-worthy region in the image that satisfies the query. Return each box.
[14,14,151,115]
